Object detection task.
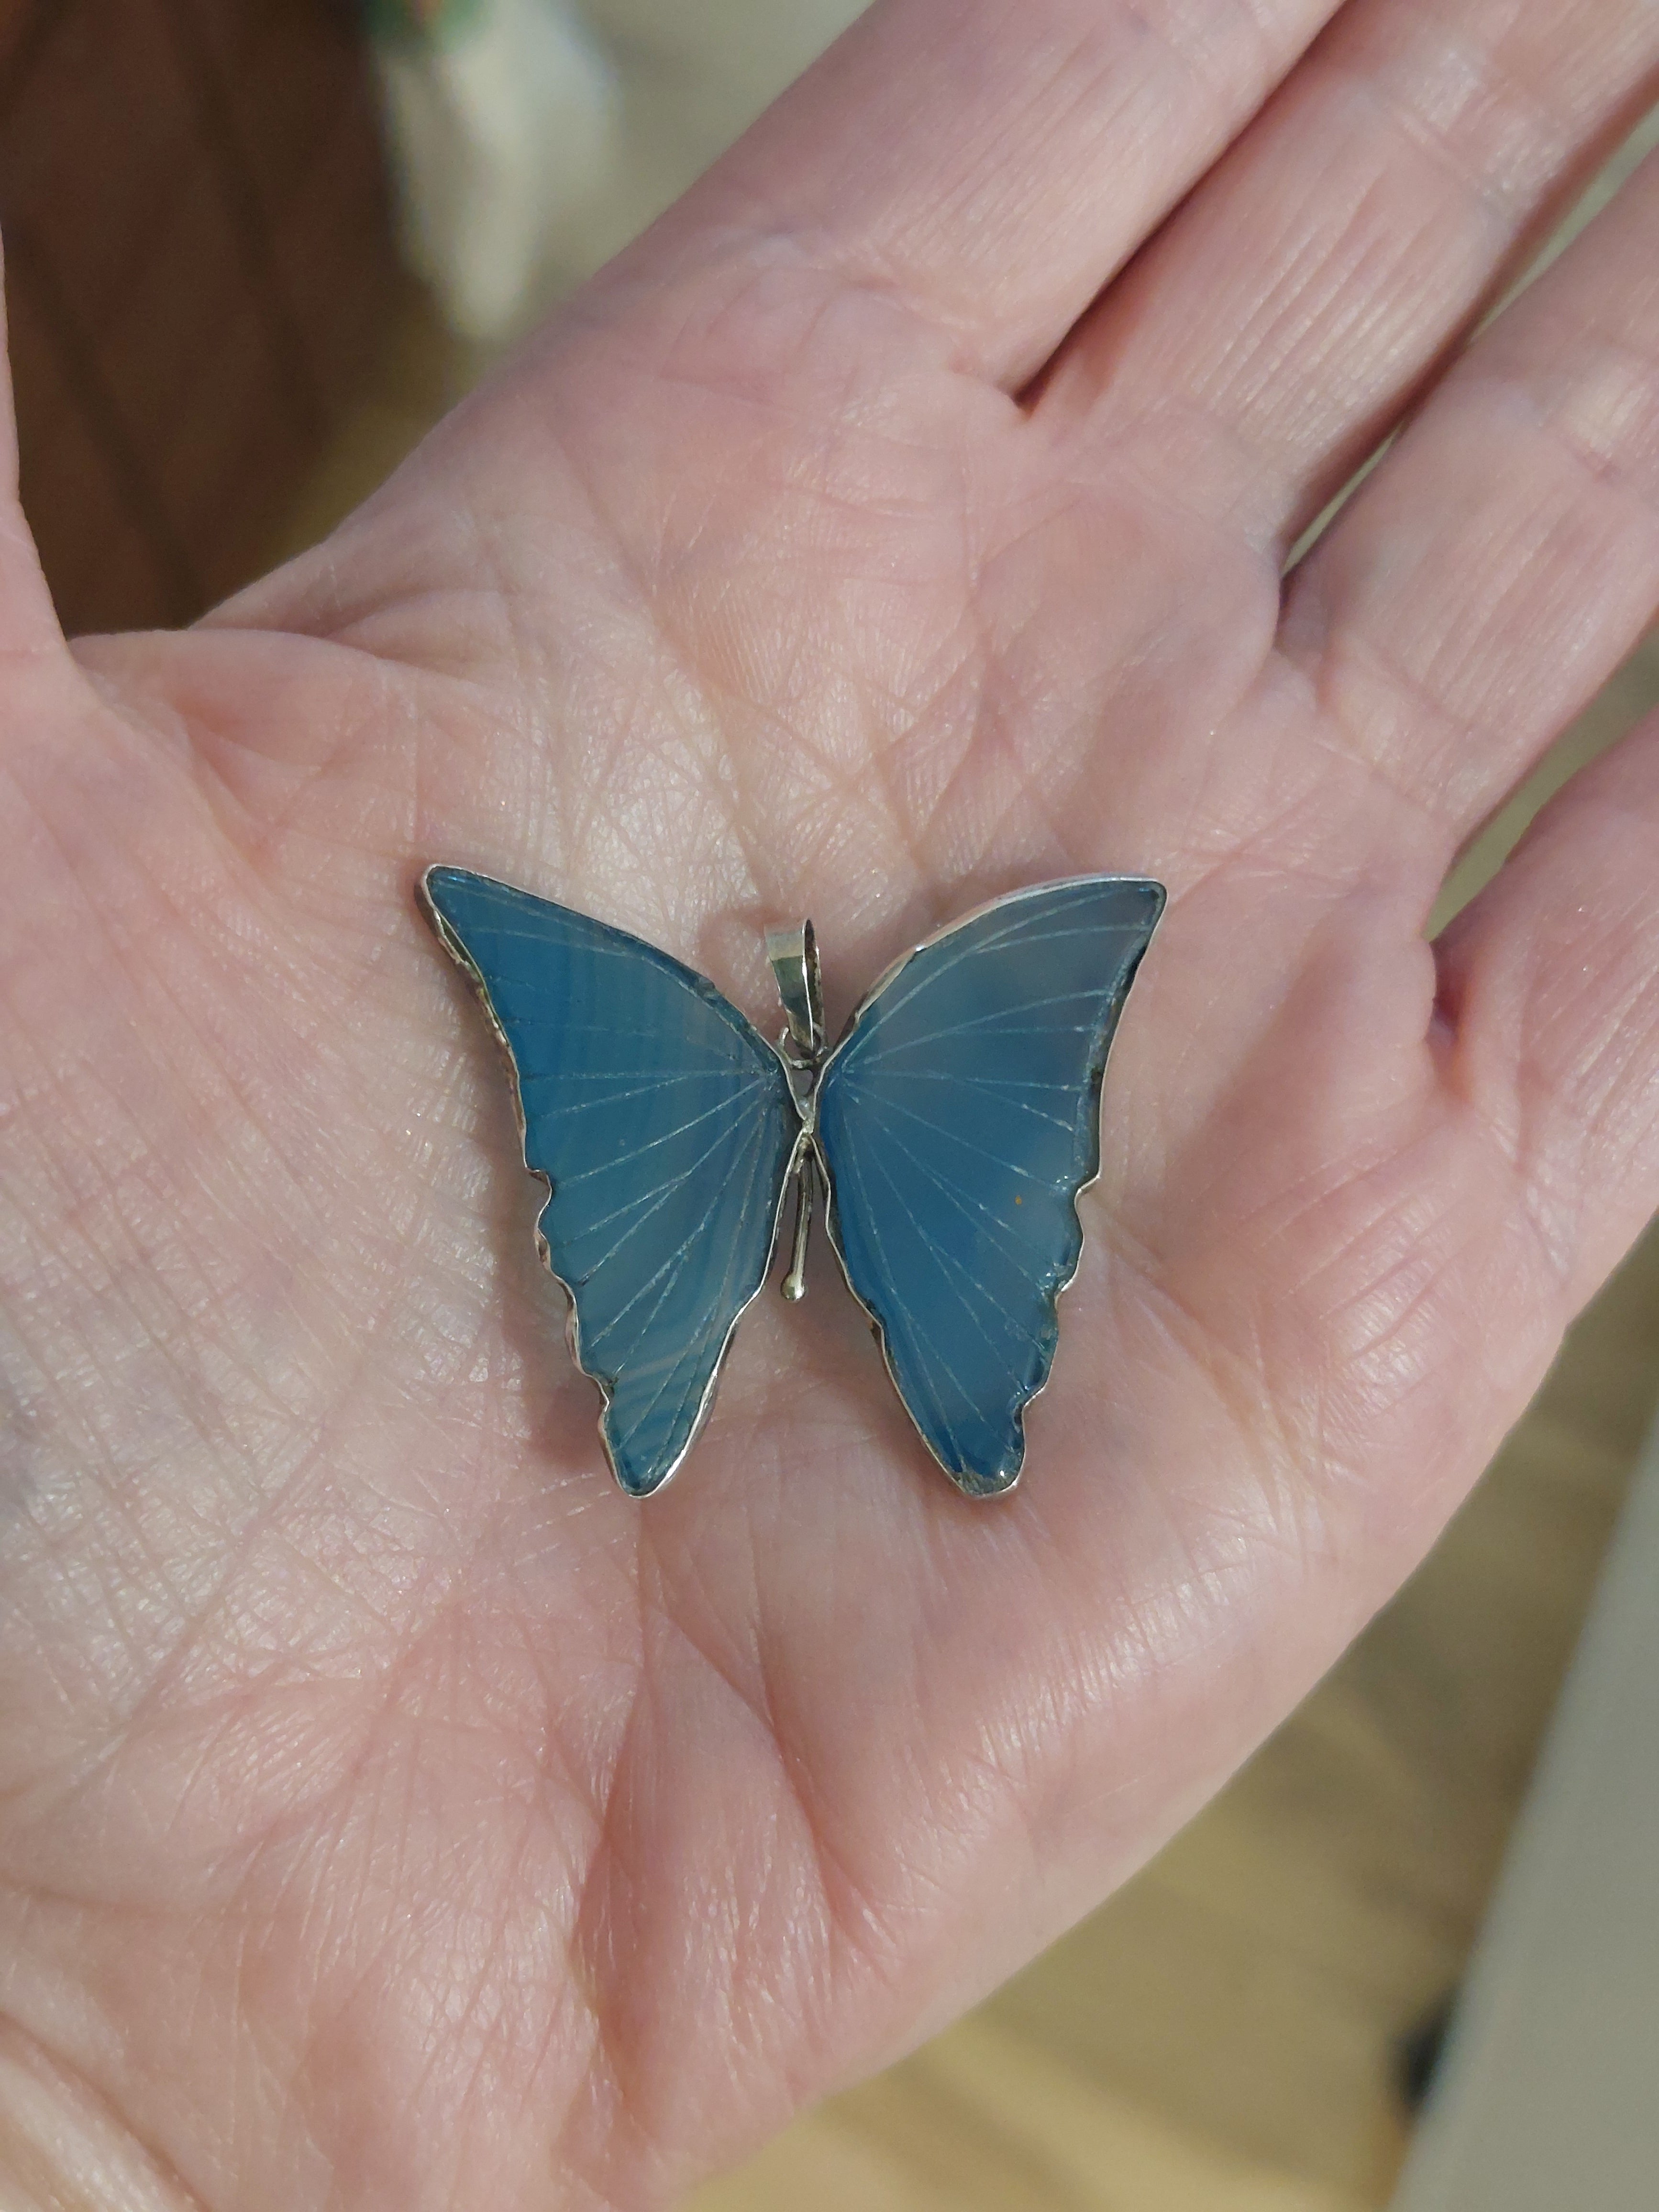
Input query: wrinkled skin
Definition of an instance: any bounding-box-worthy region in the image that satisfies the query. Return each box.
[4,2,1659,2206]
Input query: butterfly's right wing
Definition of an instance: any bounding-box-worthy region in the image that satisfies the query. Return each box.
[814,877,1163,1496]
[422,868,800,1496]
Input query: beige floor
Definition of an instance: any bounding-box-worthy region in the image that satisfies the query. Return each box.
[262,24,1659,2205]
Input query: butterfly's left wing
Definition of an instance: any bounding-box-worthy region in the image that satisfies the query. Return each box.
[814,877,1164,1496]
[422,868,799,1496]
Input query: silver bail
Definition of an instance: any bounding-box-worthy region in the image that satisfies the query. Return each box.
[764,920,824,1058]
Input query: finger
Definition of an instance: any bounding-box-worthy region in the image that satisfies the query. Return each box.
[632,0,1344,387]
[1278,142,1659,846]
[1436,708,1659,1307]
[1037,0,1659,549]
[0,240,69,664]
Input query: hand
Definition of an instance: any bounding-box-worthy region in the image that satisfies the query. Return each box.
[5,4,1659,2205]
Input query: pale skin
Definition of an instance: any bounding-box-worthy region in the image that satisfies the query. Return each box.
[3,0,1659,2203]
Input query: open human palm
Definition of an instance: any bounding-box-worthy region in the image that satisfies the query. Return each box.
[4,2,1659,2206]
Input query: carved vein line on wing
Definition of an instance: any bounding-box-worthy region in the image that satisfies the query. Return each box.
[851,996,1098,1062]
[839,1137,998,1413]
[869,1199,1046,1419]
[614,1106,785,1448]
[564,1111,764,1263]
[845,1105,1060,1289]
[832,1139,967,1449]
[841,1091,1055,1183]
[861,905,1135,1025]
[647,1125,783,1442]
[580,1176,730,1357]
[517,1068,738,1110]
[865,902,1112,1018]
[501,1018,744,1040]
[868,1065,1079,1135]
[578,1113,767,1359]
[555,1084,772,1187]
[860,1130,1047,1363]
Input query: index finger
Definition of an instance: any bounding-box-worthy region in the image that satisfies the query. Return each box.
[633,0,1347,388]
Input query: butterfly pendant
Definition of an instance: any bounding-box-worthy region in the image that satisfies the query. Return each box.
[420,867,1164,1499]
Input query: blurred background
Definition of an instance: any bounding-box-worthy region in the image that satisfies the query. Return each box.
[6,3,1657,2205]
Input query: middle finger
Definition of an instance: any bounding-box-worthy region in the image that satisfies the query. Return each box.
[1038,0,1659,553]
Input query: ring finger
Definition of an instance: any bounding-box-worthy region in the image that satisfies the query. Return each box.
[1038,0,1659,553]
[1282,140,1659,848]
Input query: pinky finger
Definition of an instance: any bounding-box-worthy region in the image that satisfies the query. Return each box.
[1438,703,1659,1308]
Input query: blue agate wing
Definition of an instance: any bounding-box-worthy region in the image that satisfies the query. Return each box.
[421,868,798,1496]
[814,877,1164,1495]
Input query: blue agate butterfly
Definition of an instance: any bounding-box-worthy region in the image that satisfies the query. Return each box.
[420,867,1163,1498]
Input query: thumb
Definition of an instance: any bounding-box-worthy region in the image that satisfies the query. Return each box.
[0,233,96,661]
